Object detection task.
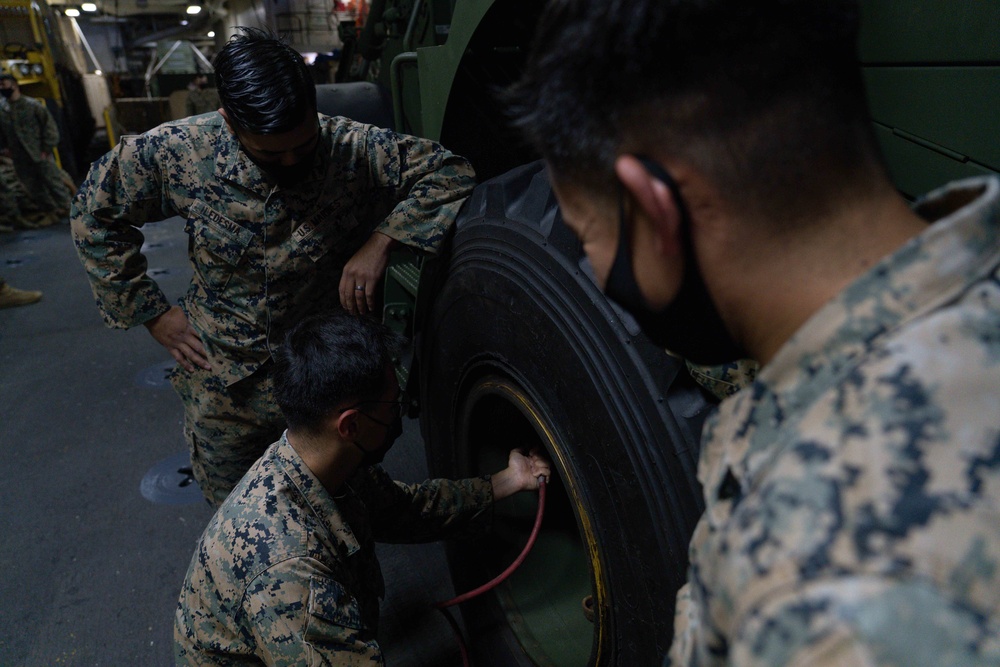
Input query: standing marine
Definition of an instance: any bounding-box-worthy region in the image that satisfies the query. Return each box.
[185,74,221,117]
[0,73,71,222]
[71,28,476,507]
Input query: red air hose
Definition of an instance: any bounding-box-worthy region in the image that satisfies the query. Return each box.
[434,476,548,667]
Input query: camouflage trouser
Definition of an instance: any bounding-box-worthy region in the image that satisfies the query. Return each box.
[0,159,25,221]
[168,363,285,507]
[10,150,70,213]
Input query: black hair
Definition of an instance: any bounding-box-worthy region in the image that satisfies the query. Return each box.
[213,26,317,134]
[272,311,404,434]
[510,0,888,222]
[0,74,16,84]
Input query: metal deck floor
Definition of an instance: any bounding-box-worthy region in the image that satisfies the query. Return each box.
[0,218,464,666]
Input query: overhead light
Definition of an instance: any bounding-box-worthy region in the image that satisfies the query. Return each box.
[186,5,202,14]
[180,19,189,25]
[207,31,215,38]
[65,8,81,16]
[95,69,102,75]
[82,2,97,11]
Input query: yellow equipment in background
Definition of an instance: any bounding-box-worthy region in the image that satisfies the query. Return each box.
[1,0,98,177]
[0,0,64,103]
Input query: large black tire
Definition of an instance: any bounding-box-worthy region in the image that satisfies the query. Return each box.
[419,161,713,665]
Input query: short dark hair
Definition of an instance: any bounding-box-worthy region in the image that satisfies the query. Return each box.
[213,27,317,134]
[0,73,16,85]
[272,311,403,434]
[510,0,888,222]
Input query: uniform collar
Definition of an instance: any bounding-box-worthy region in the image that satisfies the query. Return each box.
[215,115,329,197]
[760,176,1000,402]
[272,432,362,557]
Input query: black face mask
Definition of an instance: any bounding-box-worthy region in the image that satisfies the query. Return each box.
[240,141,318,188]
[0,88,13,99]
[604,157,746,365]
[352,413,403,468]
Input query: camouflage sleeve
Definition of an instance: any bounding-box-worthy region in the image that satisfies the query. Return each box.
[364,127,476,255]
[70,135,176,329]
[666,582,697,666]
[675,438,1000,665]
[245,557,385,667]
[40,104,59,150]
[727,577,990,666]
[667,578,980,666]
[359,466,494,544]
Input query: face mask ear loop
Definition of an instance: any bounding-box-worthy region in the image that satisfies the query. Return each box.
[350,438,370,458]
[612,178,628,266]
[635,156,695,255]
[605,178,649,311]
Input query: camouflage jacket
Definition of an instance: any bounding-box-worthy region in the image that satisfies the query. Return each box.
[186,87,221,117]
[71,113,475,385]
[0,95,60,161]
[686,359,759,402]
[669,177,1000,666]
[175,433,494,666]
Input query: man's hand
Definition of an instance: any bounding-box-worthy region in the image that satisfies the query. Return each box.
[144,306,212,372]
[491,448,552,502]
[339,232,396,316]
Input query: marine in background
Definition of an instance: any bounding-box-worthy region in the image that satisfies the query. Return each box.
[0,74,71,221]
[185,74,221,117]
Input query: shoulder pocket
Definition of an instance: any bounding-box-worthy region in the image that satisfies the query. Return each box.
[187,200,253,292]
[306,575,364,632]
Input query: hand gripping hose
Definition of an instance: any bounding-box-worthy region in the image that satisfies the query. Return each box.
[434,476,548,667]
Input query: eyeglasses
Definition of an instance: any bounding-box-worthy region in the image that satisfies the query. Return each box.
[341,390,410,421]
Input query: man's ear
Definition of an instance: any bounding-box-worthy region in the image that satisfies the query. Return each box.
[335,409,359,440]
[218,108,236,135]
[615,155,683,258]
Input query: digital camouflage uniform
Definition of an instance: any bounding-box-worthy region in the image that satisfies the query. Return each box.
[186,87,221,117]
[0,94,70,215]
[1,155,66,228]
[668,176,1000,666]
[71,112,475,506]
[0,157,25,224]
[687,359,759,401]
[174,433,494,665]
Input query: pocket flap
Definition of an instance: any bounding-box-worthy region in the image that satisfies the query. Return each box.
[187,200,253,267]
[293,205,360,263]
[307,575,364,631]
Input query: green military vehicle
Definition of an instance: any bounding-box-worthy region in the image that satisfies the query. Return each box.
[318,1,1000,665]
